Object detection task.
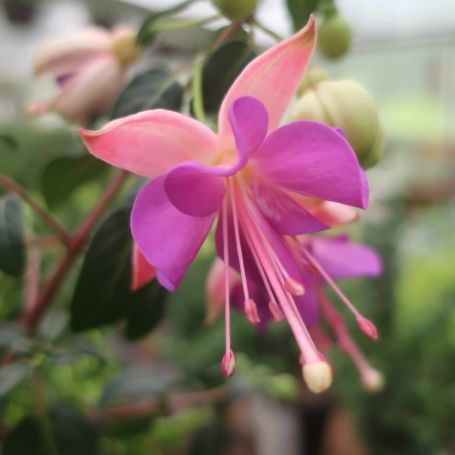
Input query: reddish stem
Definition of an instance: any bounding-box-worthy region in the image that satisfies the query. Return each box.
[20,170,129,330]
[0,173,70,246]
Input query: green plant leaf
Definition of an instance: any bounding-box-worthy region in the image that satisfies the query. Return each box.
[111,68,183,119]
[0,363,29,397]
[0,134,19,152]
[3,404,99,455]
[41,154,108,209]
[199,40,256,114]
[124,281,168,341]
[286,0,319,31]
[0,195,25,277]
[70,208,132,331]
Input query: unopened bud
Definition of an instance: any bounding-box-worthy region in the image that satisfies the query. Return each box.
[318,13,352,60]
[221,349,236,377]
[302,361,333,394]
[291,78,383,168]
[361,368,385,392]
[212,0,258,22]
[356,316,378,340]
[111,27,141,66]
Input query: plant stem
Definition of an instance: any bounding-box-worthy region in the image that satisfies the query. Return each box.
[20,170,129,331]
[251,18,284,42]
[0,173,70,246]
[90,386,227,422]
[192,54,207,124]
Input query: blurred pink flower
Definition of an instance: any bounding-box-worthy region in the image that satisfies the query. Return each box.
[29,26,139,125]
[80,18,372,393]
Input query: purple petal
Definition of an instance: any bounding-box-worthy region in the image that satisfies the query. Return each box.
[308,235,382,281]
[164,166,226,217]
[253,121,369,209]
[164,96,268,217]
[131,176,215,291]
[247,178,328,234]
[227,96,268,153]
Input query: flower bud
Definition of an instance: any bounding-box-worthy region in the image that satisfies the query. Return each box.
[291,78,383,168]
[111,27,141,67]
[318,13,352,60]
[212,0,258,22]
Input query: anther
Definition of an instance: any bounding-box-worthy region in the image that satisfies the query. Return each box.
[268,300,284,322]
[356,316,379,340]
[244,298,260,324]
[284,277,305,296]
[221,349,236,377]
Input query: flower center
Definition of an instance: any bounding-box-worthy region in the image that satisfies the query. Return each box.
[220,176,332,393]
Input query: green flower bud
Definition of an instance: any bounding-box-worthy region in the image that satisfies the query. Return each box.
[318,14,352,60]
[212,0,258,22]
[291,79,383,168]
[297,68,330,96]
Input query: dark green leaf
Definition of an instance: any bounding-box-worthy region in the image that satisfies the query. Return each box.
[100,366,173,408]
[70,208,132,331]
[3,404,99,455]
[124,281,168,340]
[41,154,108,209]
[200,41,256,114]
[286,0,319,31]
[0,195,25,276]
[0,134,19,152]
[111,68,183,119]
[0,363,29,397]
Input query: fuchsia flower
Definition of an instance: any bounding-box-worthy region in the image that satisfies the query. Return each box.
[210,235,384,390]
[30,26,140,125]
[80,17,375,393]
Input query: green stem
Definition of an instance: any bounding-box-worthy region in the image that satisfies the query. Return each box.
[153,14,221,33]
[192,54,207,124]
[252,18,284,42]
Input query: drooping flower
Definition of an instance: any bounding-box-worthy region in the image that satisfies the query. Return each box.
[29,26,140,125]
[80,17,372,393]
[212,234,384,390]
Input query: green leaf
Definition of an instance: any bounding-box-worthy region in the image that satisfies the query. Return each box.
[111,68,183,119]
[100,367,173,408]
[70,208,132,331]
[0,195,25,276]
[0,134,19,152]
[200,41,256,114]
[0,363,29,397]
[3,404,99,455]
[286,0,319,31]
[41,154,108,209]
[124,281,168,340]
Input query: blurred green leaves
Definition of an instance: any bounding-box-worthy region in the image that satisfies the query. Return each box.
[111,68,183,119]
[0,195,25,277]
[41,155,107,209]
[286,0,319,31]
[199,40,255,115]
[3,404,99,455]
[70,208,168,338]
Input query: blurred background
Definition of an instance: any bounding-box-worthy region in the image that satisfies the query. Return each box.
[1,0,455,454]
